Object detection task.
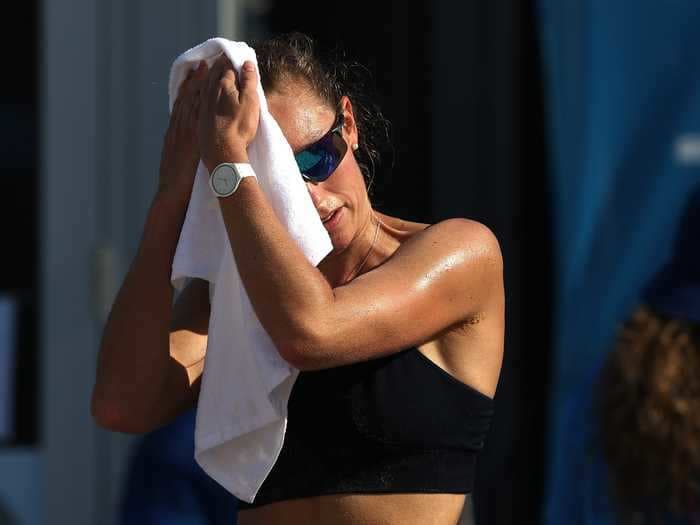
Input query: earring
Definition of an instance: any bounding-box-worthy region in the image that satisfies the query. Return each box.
[352,143,359,151]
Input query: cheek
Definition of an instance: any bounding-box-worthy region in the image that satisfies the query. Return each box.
[330,165,365,198]
[329,183,365,244]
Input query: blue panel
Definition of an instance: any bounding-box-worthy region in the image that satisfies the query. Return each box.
[538,1,700,522]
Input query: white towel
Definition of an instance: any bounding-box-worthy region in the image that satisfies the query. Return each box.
[168,38,334,503]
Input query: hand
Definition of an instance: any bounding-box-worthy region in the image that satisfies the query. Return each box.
[198,54,260,172]
[157,61,208,205]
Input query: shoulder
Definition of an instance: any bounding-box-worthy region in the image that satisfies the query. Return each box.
[389,217,504,315]
[379,212,501,253]
[399,217,503,277]
[427,218,501,257]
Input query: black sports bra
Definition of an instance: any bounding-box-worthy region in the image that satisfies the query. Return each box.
[237,345,495,509]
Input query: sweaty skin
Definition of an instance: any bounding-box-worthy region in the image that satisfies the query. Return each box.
[237,214,504,525]
[195,57,505,524]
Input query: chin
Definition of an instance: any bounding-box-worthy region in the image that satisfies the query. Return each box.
[328,235,349,253]
[323,208,351,245]
[329,229,354,254]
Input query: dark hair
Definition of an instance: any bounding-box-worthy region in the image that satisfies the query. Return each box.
[252,32,392,199]
[596,305,700,521]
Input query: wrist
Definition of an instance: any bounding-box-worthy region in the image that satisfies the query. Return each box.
[205,149,250,172]
[152,187,191,213]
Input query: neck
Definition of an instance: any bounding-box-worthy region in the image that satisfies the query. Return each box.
[318,208,389,288]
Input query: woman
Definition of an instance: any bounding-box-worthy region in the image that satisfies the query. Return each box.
[92,33,504,525]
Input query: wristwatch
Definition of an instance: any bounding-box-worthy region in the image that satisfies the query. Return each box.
[209,162,257,198]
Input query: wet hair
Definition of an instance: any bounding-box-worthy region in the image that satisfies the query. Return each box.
[252,32,392,199]
[596,305,700,521]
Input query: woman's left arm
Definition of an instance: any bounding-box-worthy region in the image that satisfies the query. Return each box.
[198,56,503,371]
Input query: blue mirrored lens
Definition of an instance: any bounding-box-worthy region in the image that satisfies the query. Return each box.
[295,132,346,182]
[295,149,325,173]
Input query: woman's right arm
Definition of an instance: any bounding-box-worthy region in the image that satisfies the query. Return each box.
[91,61,211,434]
[91,195,210,434]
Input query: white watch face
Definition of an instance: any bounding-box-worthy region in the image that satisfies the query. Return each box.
[211,165,238,196]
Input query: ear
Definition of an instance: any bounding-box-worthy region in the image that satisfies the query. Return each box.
[339,95,358,148]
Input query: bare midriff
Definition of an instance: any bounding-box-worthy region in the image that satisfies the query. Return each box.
[237,492,467,525]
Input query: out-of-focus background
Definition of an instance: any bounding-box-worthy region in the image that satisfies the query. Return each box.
[1,0,699,523]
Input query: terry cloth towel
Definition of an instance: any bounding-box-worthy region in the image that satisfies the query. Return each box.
[168,38,334,503]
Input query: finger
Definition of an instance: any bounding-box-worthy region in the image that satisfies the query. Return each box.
[183,61,205,92]
[199,71,209,121]
[171,93,183,116]
[239,61,259,109]
[192,60,207,83]
[189,61,207,106]
[202,56,225,116]
[207,54,229,96]
[183,72,203,104]
[177,65,198,99]
[202,58,223,119]
[191,96,201,125]
[220,68,240,103]
[173,97,184,129]
[183,93,195,128]
[216,53,234,77]
[192,85,202,107]
[176,78,189,100]
[183,89,200,130]
[190,81,202,110]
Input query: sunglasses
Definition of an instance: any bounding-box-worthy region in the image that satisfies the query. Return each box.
[294,113,348,183]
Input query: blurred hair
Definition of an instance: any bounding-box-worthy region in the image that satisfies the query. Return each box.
[597,305,700,520]
[252,32,392,199]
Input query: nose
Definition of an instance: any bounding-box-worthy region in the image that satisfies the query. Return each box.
[305,179,323,207]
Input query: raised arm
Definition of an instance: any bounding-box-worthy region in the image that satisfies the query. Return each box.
[91,62,211,433]
[91,197,210,434]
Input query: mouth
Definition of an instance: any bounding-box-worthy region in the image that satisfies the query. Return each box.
[321,206,345,230]
[321,209,339,224]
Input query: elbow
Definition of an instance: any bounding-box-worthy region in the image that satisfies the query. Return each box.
[275,323,326,372]
[90,401,126,432]
[279,349,316,371]
[90,396,122,431]
[276,342,314,371]
[90,392,153,434]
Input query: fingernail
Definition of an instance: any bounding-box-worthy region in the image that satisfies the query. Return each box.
[243,61,255,72]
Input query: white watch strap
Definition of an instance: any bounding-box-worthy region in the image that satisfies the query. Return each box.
[233,162,257,179]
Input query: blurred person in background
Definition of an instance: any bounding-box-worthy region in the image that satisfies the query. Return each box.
[547,188,700,524]
[119,408,237,525]
[92,33,504,525]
